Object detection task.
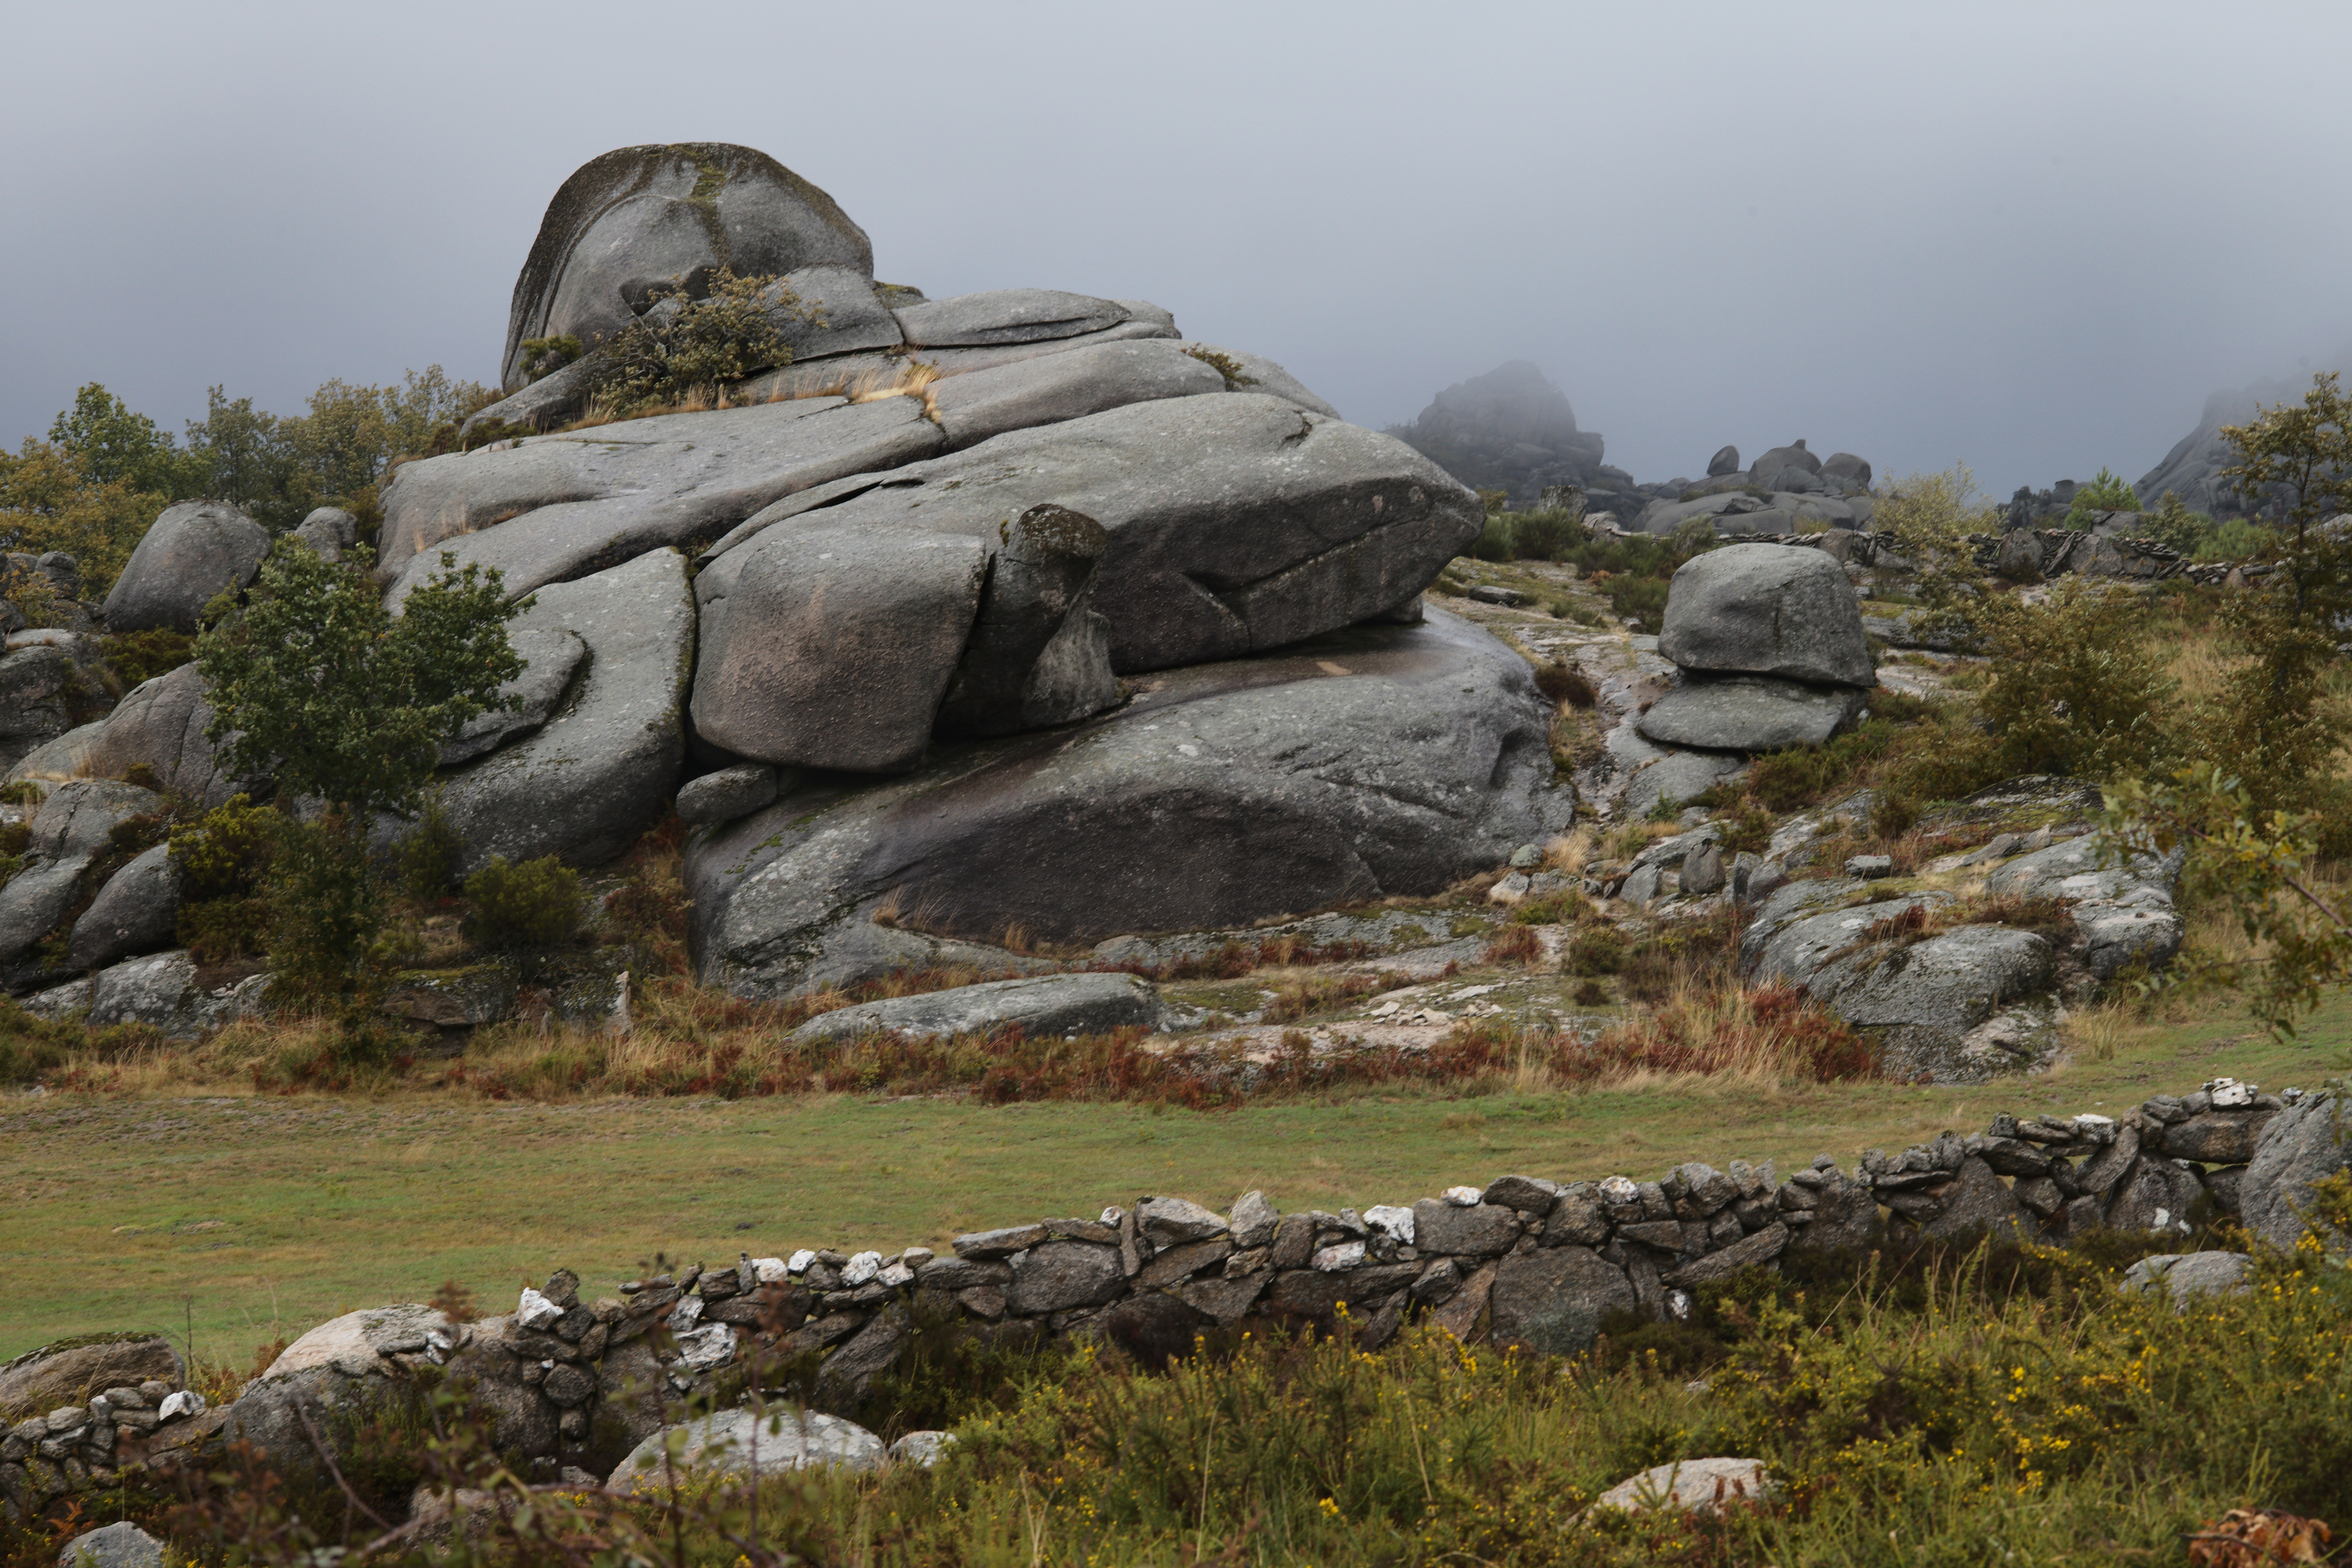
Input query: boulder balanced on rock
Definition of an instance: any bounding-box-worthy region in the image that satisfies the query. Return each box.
[1642,543,1875,754]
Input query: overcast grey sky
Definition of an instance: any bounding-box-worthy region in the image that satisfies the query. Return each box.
[6,1,2348,496]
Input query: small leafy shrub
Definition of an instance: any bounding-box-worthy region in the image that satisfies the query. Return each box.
[99,628,195,686]
[1482,923,1541,965]
[1507,508,1581,560]
[1511,889,1589,925]
[1532,660,1595,708]
[1714,795,1775,855]
[462,854,584,952]
[590,268,795,417]
[119,761,159,790]
[1180,346,1257,390]
[516,333,582,384]
[2141,490,2213,557]
[1968,579,2179,782]
[169,794,275,962]
[1569,925,1626,976]
[1549,597,1604,626]
[2199,516,2277,562]
[1478,488,1510,514]
[1870,788,1922,840]
[1466,514,1514,562]
[396,793,464,901]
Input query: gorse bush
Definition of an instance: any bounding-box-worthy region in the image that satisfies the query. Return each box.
[396,792,464,901]
[1967,580,2179,780]
[462,854,585,952]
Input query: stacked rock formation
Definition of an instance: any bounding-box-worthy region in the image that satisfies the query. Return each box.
[1640,543,1877,754]
[2,143,1573,1010]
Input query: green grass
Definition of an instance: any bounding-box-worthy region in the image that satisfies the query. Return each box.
[4,995,2340,1364]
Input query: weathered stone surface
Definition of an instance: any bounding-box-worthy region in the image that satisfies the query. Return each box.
[790,972,1165,1044]
[1137,1196,1229,1248]
[57,1523,162,1568]
[264,1306,453,1381]
[0,1337,182,1414]
[382,964,520,1028]
[818,1303,910,1405]
[1787,1172,1878,1255]
[1745,894,2060,1082]
[1983,837,2182,980]
[691,520,988,771]
[80,950,267,1034]
[63,664,252,809]
[437,628,587,766]
[1594,1457,1779,1514]
[895,289,1130,348]
[1657,543,1874,688]
[2105,1155,2203,1234]
[688,611,1571,997]
[676,764,778,826]
[1412,1198,1520,1257]
[1636,674,1870,752]
[379,397,944,604]
[1486,1247,1634,1354]
[933,505,1119,739]
[102,503,268,634]
[500,143,874,391]
[2149,1107,2273,1165]
[607,1408,882,1494]
[1178,1273,1267,1325]
[2120,1251,2250,1302]
[928,339,1225,450]
[1177,342,1341,418]
[2239,1094,2350,1251]
[0,780,164,972]
[290,507,358,562]
[765,265,903,361]
[707,394,1479,675]
[0,646,80,773]
[66,843,179,972]
[1917,1157,2024,1241]
[419,549,693,874]
[1665,1223,1790,1285]
[1264,1263,1419,1321]
[1005,1242,1124,1315]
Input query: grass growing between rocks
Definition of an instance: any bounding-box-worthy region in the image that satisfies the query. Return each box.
[2,988,2337,1364]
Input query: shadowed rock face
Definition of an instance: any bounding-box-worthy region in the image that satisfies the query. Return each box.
[500,144,873,390]
[686,609,1574,999]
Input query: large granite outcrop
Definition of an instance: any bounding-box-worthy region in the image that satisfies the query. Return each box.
[686,609,1572,999]
[100,502,268,634]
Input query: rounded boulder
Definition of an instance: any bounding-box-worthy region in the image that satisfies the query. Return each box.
[1657,542,1874,688]
[101,501,267,634]
[501,143,874,390]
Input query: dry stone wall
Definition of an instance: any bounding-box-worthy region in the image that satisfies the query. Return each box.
[9,1078,2336,1523]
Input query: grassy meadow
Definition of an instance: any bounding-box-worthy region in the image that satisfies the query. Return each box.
[2,988,2335,1365]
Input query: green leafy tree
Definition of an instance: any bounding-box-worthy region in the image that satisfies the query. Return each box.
[2062,466,2141,527]
[2107,766,2352,1033]
[1874,463,2001,648]
[195,539,528,1002]
[184,386,301,527]
[2203,372,2352,846]
[0,439,168,596]
[47,383,206,497]
[2140,490,2213,556]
